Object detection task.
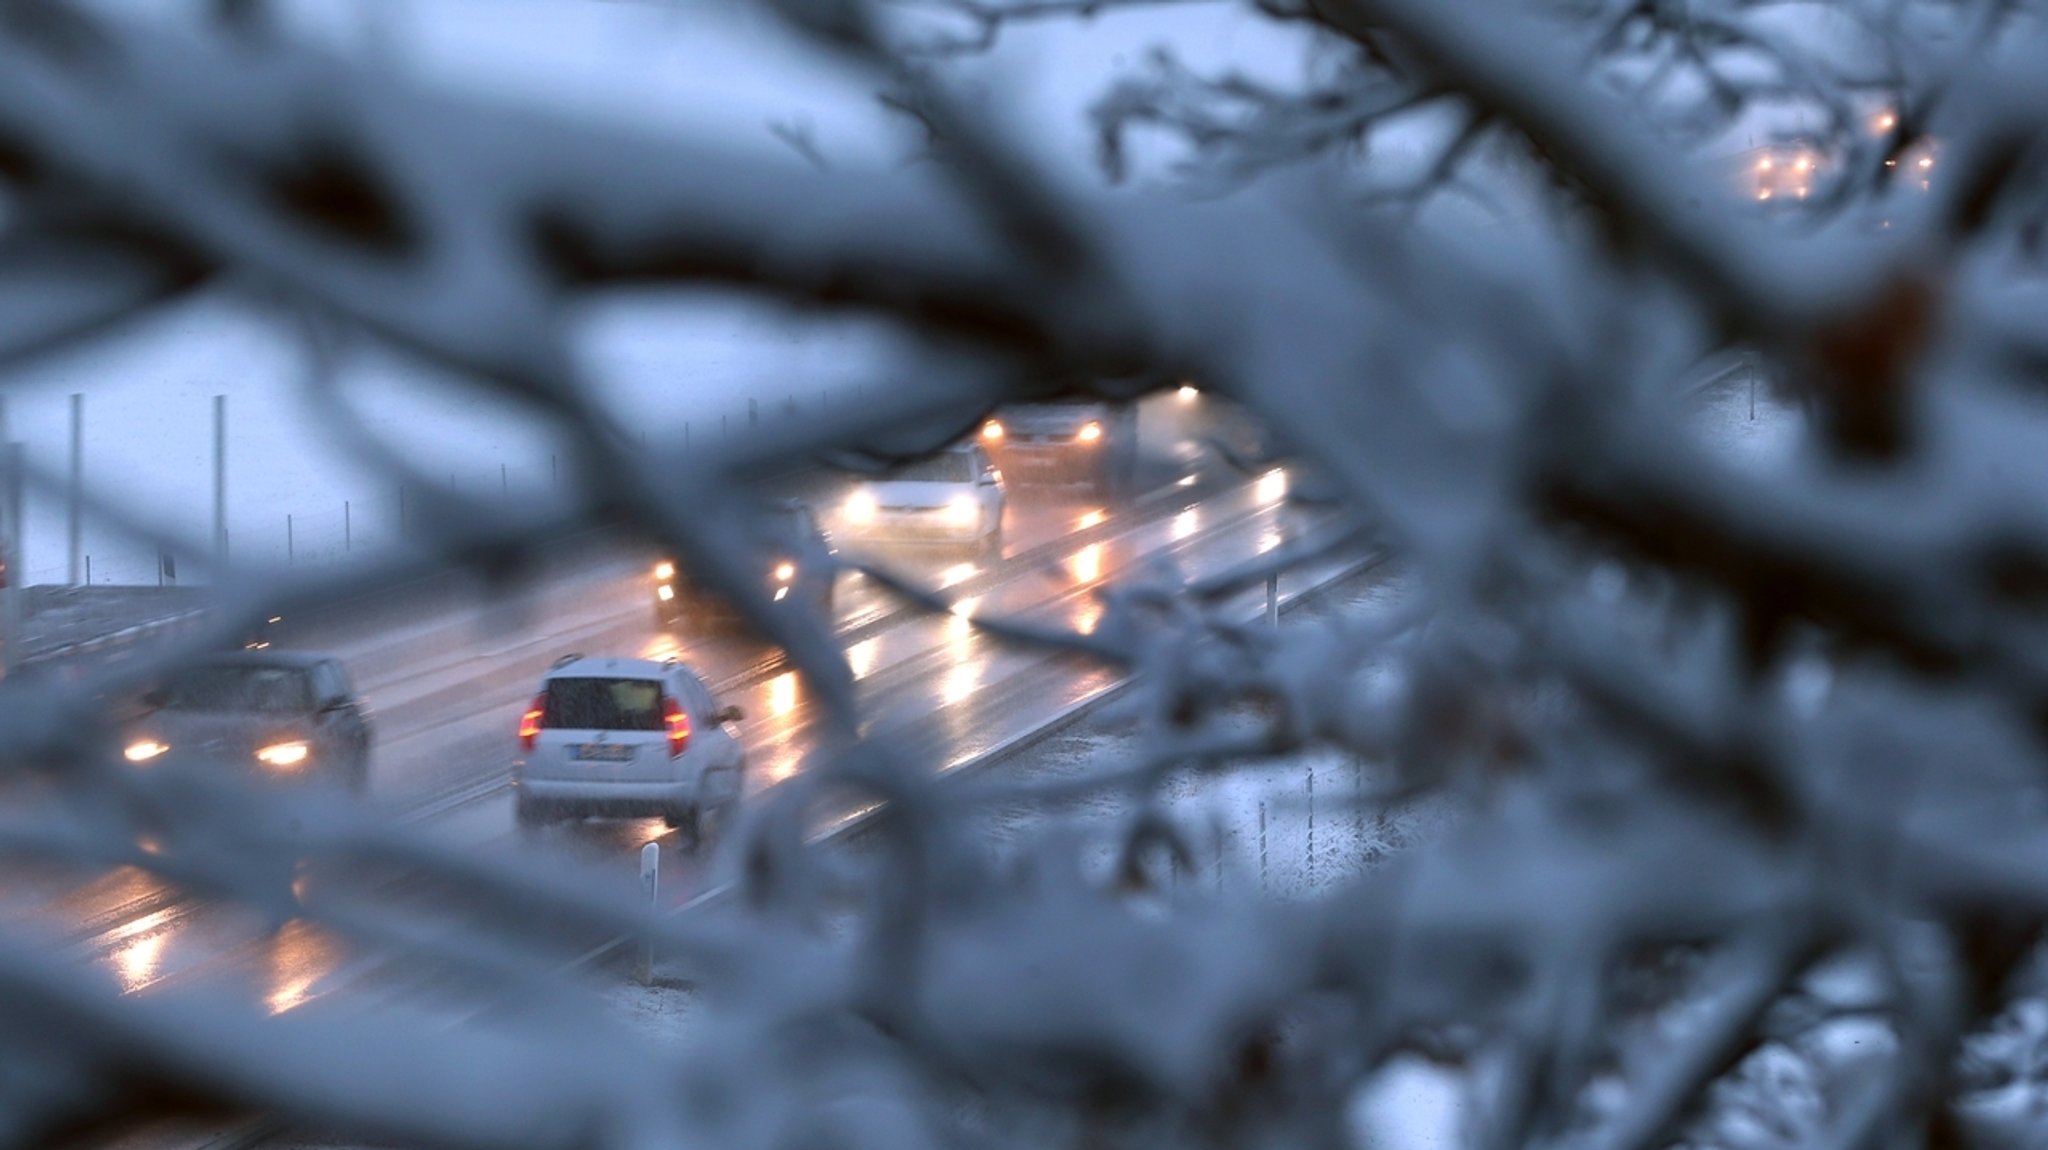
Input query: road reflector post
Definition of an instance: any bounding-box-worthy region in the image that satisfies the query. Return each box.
[639,841,660,984]
[1266,572,1279,628]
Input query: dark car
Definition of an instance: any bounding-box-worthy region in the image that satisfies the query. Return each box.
[122,651,373,793]
[653,500,836,631]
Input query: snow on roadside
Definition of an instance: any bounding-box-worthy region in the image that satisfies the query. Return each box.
[1684,363,1807,474]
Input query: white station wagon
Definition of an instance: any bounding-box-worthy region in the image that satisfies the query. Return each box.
[837,443,1006,556]
[513,655,745,839]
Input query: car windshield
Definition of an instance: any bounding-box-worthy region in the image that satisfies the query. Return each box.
[883,453,975,483]
[543,677,665,731]
[160,665,314,714]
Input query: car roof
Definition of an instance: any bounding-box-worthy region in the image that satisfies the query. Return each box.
[544,656,698,682]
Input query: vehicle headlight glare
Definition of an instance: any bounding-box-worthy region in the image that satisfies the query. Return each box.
[656,584,675,601]
[982,420,1005,441]
[256,741,310,768]
[773,561,797,583]
[1078,421,1103,442]
[125,739,168,763]
[944,495,979,527]
[654,561,675,581]
[845,491,877,523]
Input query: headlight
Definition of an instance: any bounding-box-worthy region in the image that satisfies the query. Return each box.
[1077,420,1103,443]
[844,490,877,524]
[944,495,979,527]
[256,741,310,768]
[653,561,675,581]
[655,584,675,601]
[981,420,1005,441]
[773,561,797,583]
[125,739,168,763]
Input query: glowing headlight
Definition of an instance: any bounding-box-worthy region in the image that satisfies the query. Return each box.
[656,584,675,601]
[981,420,1005,441]
[844,490,877,524]
[125,739,168,763]
[773,561,797,583]
[943,495,979,527]
[654,561,675,581]
[1077,421,1103,443]
[1177,384,1199,400]
[256,741,310,768]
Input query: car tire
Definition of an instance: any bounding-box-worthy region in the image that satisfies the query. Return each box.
[665,805,702,847]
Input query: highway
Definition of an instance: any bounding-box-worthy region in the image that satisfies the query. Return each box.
[0,454,1373,1149]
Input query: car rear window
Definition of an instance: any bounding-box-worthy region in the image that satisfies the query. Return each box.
[543,677,664,731]
[885,453,975,483]
[161,666,313,714]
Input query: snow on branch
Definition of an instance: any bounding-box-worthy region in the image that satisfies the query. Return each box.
[2,0,2048,1147]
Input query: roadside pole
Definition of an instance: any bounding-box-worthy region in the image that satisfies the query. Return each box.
[68,394,82,586]
[1,443,22,678]
[214,395,227,564]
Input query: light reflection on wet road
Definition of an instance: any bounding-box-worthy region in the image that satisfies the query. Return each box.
[15,467,1334,1023]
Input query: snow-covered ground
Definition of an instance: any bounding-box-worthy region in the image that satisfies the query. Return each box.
[1683,361,1807,474]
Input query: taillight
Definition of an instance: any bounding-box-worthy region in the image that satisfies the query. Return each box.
[663,695,691,758]
[518,693,546,752]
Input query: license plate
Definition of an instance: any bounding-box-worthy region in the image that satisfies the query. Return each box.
[571,743,635,762]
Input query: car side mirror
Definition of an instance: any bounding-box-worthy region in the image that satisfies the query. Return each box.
[715,705,744,725]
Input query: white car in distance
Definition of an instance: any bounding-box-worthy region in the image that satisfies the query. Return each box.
[513,655,745,841]
[838,443,1006,557]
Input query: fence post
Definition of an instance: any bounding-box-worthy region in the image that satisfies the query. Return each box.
[1266,572,1279,628]
[1307,767,1316,887]
[1214,820,1225,892]
[639,841,660,985]
[68,393,82,586]
[748,398,759,428]
[85,555,91,585]
[1258,801,1267,892]
[1,443,22,678]
[214,394,227,564]
[501,463,508,497]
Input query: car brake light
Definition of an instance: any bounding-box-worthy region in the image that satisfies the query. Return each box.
[663,695,691,758]
[518,693,546,752]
